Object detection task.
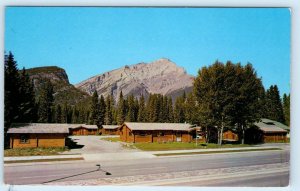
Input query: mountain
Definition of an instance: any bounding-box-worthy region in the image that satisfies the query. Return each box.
[25,66,90,105]
[75,58,194,101]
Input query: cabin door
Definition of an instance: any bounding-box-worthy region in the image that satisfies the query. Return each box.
[176,132,182,142]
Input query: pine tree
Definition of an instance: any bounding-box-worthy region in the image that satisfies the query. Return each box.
[265,85,285,123]
[89,91,100,125]
[174,96,185,123]
[55,104,62,123]
[283,93,290,126]
[18,68,37,122]
[4,52,21,127]
[138,95,146,122]
[105,95,114,125]
[185,92,199,124]
[167,97,174,122]
[98,95,106,125]
[126,94,136,122]
[37,79,54,123]
[71,106,78,124]
[117,91,126,125]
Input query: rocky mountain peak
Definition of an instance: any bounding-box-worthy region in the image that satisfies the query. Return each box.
[75,58,194,101]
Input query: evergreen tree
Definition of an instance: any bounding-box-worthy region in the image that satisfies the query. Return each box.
[55,104,62,123]
[282,93,290,126]
[117,91,126,125]
[167,97,174,122]
[98,95,106,125]
[134,97,139,121]
[105,95,114,125]
[4,52,21,127]
[174,93,186,123]
[71,106,79,124]
[61,102,69,123]
[185,92,199,124]
[126,94,136,122]
[138,95,146,122]
[37,79,54,123]
[18,68,37,122]
[89,91,100,125]
[265,85,285,123]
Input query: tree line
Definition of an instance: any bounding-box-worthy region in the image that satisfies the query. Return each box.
[5,52,290,144]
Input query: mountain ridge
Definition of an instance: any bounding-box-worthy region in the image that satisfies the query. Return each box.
[75,58,194,101]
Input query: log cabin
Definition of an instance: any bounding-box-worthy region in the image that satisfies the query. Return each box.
[101,125,120,135]
[69,124,99,135]
[7,123,69,148]
[222,130,239,143]
[253,119,288,143]
[119,122,205,143]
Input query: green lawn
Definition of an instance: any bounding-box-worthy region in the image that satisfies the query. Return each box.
[133,142,253,151]
[101,137,120,142]
[4,147,68,157]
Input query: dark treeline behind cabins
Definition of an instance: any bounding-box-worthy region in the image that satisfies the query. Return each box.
[4,52,290,145]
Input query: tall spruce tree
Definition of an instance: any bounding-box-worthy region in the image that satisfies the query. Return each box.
[265,85,285,123]
[98,95,106,125]
[185,92,199,124]
[167,97,174,122]
[137,95,146,122]
[37,79,54,123]
[105,95,114,125]
[18,68,37,122]
[283,93,290,126]
[4,52,21,127]
[126,94,136,122]
[55,104,62,123]
[89,91,100,125]
[174,94,186,123]
[117,91,126,125]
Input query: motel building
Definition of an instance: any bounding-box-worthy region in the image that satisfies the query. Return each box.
[7,123,100,149]
[119,122,206,143]
[101,125,120,135]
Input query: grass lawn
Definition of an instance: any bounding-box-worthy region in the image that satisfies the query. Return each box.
[101,137,120,142]
[4,147,69,157]
[133,142,253,151]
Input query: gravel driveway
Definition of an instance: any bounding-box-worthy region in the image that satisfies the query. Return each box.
[64,135,137,154]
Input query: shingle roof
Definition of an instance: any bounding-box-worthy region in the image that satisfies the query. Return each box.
[69,124,98,130]
[7,123,98,134]
[103,125,120,130]
[7,123,70,134]
[254,121,287,133]
[260,118,290,131]
[124,122,196,131]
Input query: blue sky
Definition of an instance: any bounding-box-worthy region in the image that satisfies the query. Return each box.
[5,7,290,95]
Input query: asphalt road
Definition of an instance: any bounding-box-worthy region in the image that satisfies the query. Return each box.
[164,171,289,187]
[5,149,289,186]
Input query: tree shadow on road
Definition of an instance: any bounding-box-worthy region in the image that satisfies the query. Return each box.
[66,137,84,149]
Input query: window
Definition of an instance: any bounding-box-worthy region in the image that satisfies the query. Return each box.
[20,135,29,144]
[158,132,165,136]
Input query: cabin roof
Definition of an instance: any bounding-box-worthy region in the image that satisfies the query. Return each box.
[102,125,120,130]
[7,123,70,134]
[254,120,287,133]
[7,123,98,133]
[123,122,196,131]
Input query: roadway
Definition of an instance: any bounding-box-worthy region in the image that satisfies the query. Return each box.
[4,148,289,186]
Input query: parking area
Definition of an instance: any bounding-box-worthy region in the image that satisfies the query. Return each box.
[63,135,137,154]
